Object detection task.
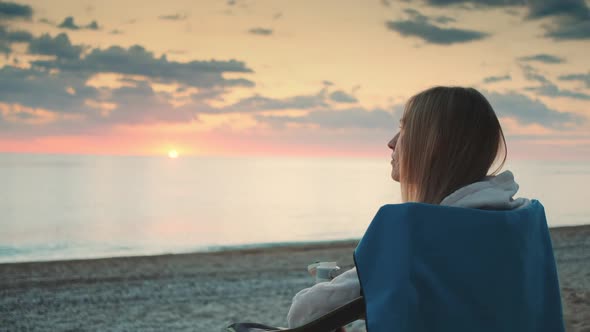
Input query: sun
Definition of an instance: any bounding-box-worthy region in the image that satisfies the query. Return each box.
[168,150,179,159]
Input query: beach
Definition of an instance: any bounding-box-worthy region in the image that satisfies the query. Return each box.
[1,225,589,332]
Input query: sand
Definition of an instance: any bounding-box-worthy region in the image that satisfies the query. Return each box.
[1,225,589,332]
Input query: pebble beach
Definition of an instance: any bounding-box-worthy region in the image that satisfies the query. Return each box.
[1,225,589,332]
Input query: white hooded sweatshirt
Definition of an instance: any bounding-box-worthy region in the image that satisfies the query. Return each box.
[287,170,530,328]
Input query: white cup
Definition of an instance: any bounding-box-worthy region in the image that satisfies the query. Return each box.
[308,262,340,283]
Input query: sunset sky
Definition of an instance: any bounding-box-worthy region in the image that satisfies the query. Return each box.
[0,0,588,159]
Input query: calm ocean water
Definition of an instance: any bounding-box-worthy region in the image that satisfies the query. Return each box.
[0,153,588,263]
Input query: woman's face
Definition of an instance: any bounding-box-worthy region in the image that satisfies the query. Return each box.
[388,132,401,182]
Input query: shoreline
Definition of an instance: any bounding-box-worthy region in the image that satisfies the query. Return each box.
[2,224,588,266]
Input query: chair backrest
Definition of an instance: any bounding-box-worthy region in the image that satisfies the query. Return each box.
[354,200,564,332]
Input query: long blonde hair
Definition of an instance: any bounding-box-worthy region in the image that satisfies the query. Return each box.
[399,87,506,204]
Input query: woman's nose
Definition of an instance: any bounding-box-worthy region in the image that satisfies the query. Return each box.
[388,133,399,150]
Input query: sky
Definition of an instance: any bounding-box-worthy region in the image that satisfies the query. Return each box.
[0,0,588,159]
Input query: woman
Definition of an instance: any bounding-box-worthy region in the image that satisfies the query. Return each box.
[287,86,530,329]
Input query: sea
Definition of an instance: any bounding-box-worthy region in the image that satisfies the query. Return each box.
[0,153,588,263]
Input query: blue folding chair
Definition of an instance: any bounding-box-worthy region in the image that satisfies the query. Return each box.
[355,200,564,332]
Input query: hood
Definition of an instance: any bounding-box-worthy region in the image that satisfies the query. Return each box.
[440,170,530,210]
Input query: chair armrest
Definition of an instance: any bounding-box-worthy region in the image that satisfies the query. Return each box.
[290,296,365,332]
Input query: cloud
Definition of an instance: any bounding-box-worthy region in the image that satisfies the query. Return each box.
[257,107,400,130]
[483,74,511,83]
[420,0,590,41]
[485,90,583,128]
[158,14,187,21]
[248,27,273,36]
[0,66,98,113]
[38,18,54,25]
[58,16,100,30]
[403,8,456,25]
[543,18,590,41]
[385,8,489,45]
[518,54,565,64]
[58,16,79,29]
[521,65,590,100]
[422,0,524,8]
[0,1,32,19]
[330,90,358,103]
[525,84,590,100]
[86,21,99,30]
[434,15,456,24]
[0,65,205,129]
[526,0,589,20]
[100,81,196,124]
[520,64,551,84]
[31,44,255,88]
[529,0,590,41]
[0,25,32,53]
[559,72,590,88]
[28,33,83,59]
[220,92,327,113]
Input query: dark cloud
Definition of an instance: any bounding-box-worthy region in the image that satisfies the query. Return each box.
[520,64,551,84]
[31,44,255,88]
[58,16,79,30]
[158,14,187,21]
[28,33,83,59]
[526,0,589,20]
[0,42,9,54]
[257,108,399,130]
[101,81,196,124]
[518,54,565,64]
[434,15,456,24]
[248,27,273,36]
[0,25,33,53]
[86,21,99,30]
[0,66,98,112]
[38,18,54,25]
[559,72,590,88]
[483,74,511,83]
[420,0,589,22]
[543,18,590,40]
[485,90,583,128]
[329,90,358,103]
[4,29,32,42]
[0,65,207,130]
[58,16,100,30]
[420,0,590,41]
[0,1,32,19]
[526,84,590,100]
[521,65,590,100]
[220,92,327,113]
[386,8,489,44]
[403,8,456,25]
[422,0,524,8]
